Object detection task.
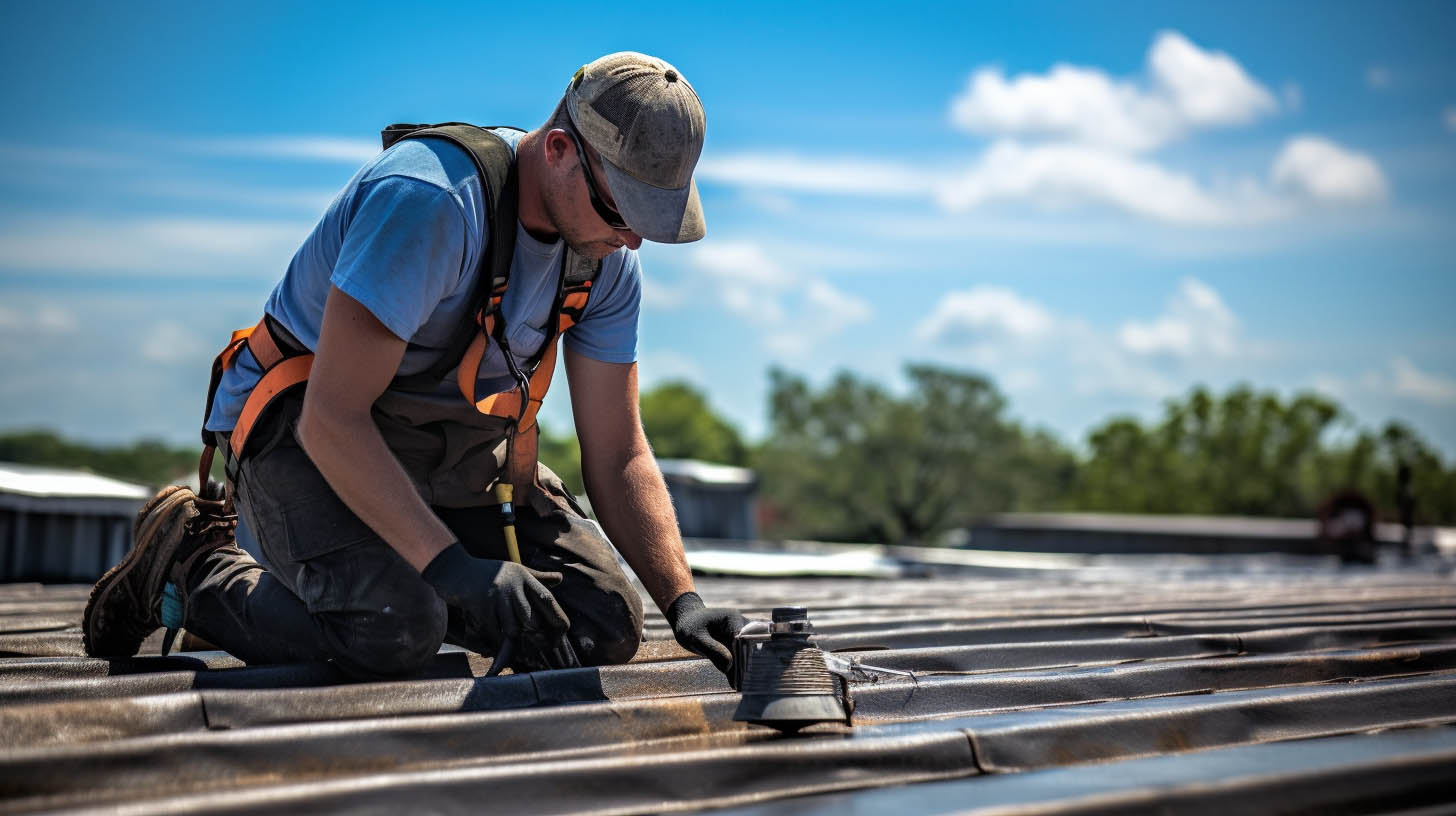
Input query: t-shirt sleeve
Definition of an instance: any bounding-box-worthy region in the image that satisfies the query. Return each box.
[330,176,468,342]
[564,249,642,364]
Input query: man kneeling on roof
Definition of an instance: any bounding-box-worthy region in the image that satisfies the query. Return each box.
[83,52,748,679]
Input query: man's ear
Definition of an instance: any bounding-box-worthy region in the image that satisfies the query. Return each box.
[542,128,574,169]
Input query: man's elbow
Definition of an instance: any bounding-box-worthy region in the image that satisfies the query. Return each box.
[582,431,654,486]
[296,397,367,459]
[295,402,328,459]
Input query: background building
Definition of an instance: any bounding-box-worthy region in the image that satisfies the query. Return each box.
[0,462,149,582]
[658,458,758,541]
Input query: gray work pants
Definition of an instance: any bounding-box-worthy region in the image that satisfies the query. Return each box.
[182,396,644,679]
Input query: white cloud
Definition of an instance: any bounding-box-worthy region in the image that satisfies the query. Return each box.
[804,278,872,325]
[689,241,794,325]
[1147,30,1278,128]
[948,31,1275,153]
[1365,65,1393,90]
[139,322,208,364]
[1307,374,1349,400]
[1339,358,1456,407]
[1271,136,1389,204]
[191,136,379,164]
[703,136,1383,229]
[689,242,796,290]
[1389,357,1456,405]
[0,304,78,333]
[764,277,873,357]
[638,350,704,387]
[640,278,686,310]
[914,279,1248,401]
[1000,368,1042,393]
[915,286,1056,345]
[0,290,267,446]
[1067,327,1179,399]
[700,33,1386,230]
[696,154,934,197]
[707,142,1298,227]
[1117,278,1237,359]
[936,140,1287,225]
[686,241,871,357]
[0,215,310,276]
[950,63,1179,154]
[133,179,338,212]
[0,142,147,170]
[1282,82,1303,113]
[34,306,79,333]
[0,304,78,359]
[1444,107,1456,133]
[740,190,799,215]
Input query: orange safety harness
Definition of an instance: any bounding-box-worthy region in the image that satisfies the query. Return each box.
[198,123,597,502]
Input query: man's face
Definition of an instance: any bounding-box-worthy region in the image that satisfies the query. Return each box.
[543,128,643,260]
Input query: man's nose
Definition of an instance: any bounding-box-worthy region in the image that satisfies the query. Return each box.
[617,229,643,250]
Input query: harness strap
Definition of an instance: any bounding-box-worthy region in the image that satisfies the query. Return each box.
[229,355,313,459]
[198,317,312,486]
[248,315,290,369]
[459,282,592,419]
[203,282,588,495]
[389,126,519,393]
[198,122,600,506]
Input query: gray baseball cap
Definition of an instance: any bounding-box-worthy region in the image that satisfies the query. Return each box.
[565,52,706,243]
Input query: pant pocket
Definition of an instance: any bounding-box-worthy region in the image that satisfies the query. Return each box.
[279,493,383,563]
[242,416,383,564]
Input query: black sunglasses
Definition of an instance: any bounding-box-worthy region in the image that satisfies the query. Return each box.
[566,128,630,231]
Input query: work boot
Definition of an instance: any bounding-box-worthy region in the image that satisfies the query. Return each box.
[83,482,237,658]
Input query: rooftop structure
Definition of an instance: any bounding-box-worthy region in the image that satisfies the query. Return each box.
[968,511,1437,559]
[658,458,758,541]
[1,547,1453,813]
[0,462,150,507]
[0,463,150,584]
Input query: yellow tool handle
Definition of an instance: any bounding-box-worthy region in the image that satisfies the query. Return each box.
[489,480,582,671]
[492,482,523,565]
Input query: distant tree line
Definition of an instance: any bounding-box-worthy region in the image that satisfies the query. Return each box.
[0,431,199,489]
[4,365,1451,543]
[749,368,1455,542]
[751,366,1077,544]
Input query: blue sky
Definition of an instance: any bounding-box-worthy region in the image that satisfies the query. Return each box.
[2,1,1454,458]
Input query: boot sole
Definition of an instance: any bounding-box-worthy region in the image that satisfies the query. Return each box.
[82,485,196,657]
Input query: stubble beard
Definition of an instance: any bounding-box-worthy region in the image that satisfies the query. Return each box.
[543,170,623,261]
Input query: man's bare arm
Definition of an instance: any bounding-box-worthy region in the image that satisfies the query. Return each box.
[563,348,694,613]
[295,285,456,572]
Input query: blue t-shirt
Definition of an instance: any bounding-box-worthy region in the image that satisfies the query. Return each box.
[205,129,641,432]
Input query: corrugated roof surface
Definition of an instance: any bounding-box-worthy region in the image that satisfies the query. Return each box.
[2,551,1455,814]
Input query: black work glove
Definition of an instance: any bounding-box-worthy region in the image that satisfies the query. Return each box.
[666,591,748,678]
[421,542,571,662]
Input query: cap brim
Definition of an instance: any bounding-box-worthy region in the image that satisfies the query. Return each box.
[601,159,705,244]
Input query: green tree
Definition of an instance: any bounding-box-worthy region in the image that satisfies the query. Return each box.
[1076,386,1344,516]
[0,430,197,488]
[1326,421,1456,525]
[1074,386,1456,523]
[755,365,1074,544]
[537,424,584,497]
[639,381,747,465]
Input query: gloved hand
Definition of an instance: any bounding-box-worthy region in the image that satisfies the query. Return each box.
[666,591,748,678]
[421,542,571,662]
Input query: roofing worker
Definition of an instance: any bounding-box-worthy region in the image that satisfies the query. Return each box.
[83,52,749,680]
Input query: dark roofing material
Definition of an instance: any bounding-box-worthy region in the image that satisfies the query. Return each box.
[0,556,1454,814]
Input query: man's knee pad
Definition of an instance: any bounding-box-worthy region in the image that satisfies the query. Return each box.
[336,594,448,678]
[569,589,644,667]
